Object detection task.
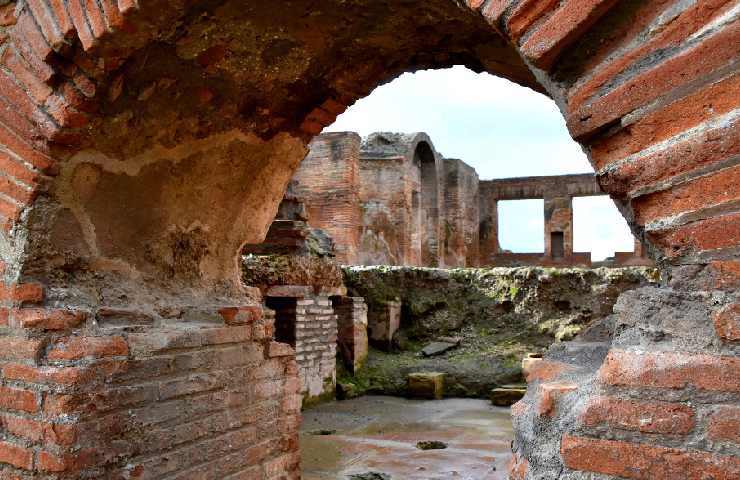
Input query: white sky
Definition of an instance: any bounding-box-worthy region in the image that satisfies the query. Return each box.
[325,66,635,260]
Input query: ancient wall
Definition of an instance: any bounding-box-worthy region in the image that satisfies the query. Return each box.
[342,265,659,397]
[265,287,338,407]
[333,296,369,375]
[300,140,650,268]
[0,0,736,478]
[479,174,651,267]
[292,133,362,265]
[443,158,480,267]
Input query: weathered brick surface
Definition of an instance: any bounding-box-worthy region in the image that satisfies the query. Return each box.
[581,396,695,434]
[599,349,740,393]
[562,434,740,479]
[0,0,737,478]
[708,406,740,444]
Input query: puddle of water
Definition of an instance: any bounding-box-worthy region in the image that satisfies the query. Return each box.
[301,396,513,480]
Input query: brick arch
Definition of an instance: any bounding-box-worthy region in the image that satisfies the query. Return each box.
[0,0,736,478]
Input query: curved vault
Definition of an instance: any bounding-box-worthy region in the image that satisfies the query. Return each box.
[0,0,737,479]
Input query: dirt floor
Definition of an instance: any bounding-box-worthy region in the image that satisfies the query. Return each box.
[300,396,513,480]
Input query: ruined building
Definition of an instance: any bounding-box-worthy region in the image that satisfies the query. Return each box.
[0,1,737,479]
[294,131,651,268]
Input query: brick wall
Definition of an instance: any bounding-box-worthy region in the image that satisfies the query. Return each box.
[443,158,480,267]
[0,301,301,479]
[0,0,736,478]
[293,133,362,265]
[266,288,338,407]
[333,296,369,374]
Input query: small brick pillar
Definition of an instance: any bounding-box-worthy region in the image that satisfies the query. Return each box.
[265,286,338,406]
[367,300,402,351]
[333,296,369,373]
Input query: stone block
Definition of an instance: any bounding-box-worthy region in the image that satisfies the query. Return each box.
[408,372,445,400]
[490,384,527,407]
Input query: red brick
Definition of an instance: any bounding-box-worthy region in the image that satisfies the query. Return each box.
[713,304,740,341]
[591,72,740,170]
[0,175,35,205]
[0,282,43,303]
[2,417,78,447]
[598,349,740,393]
[66,0,96,51]
[602,114,740,197]
[218,306,263,326]
[482,0,511,25]
[83,0,108,39]
[0,47,53,105]
[48,336,129,361]
[11,11,53,62]
[37,449,94,472]
[14,308,86,330]
[0,441,33,470]
[524,359,574,383]
[2,363,88,386]
[581,396,695,434]
[0,120,55,173]
[708,406,740,444]
[268,342,294,358]
[26,0,65,50]
[0,336,44,361]
[520,0,617,68]
[633,164,740,226]
[0,386,39,413]
[99,0,125,30]
[47,0,76,38]
[561,434,740,479]
[0,414,43,442]
[570,0,735,122]
[507,0,559,41]
[647,212,740,260]
[0,69,53,135]
[569,22,740,138]
[537,382,577,417]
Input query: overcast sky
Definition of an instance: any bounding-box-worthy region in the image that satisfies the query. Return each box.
[325,66,635,260]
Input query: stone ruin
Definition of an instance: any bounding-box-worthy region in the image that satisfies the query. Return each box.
[0,0,736,479]
[295,131,652,268]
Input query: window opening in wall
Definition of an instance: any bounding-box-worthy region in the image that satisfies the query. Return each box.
[266,297,297,347]
[497,199,545,253]
[551,231,565,258]
[573,196,635,261]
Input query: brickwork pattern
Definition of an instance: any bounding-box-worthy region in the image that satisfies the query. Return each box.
[0,0,735,478]
[293,295,338,404]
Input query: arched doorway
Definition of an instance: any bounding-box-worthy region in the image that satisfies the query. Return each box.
[0,0,736,478]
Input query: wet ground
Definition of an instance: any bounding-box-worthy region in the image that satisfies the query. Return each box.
[300,396,513,480]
